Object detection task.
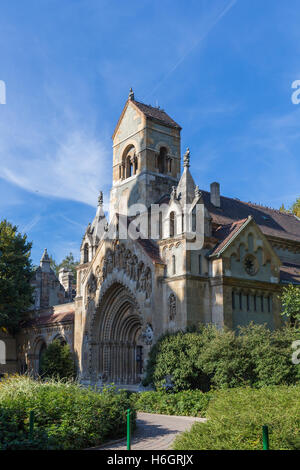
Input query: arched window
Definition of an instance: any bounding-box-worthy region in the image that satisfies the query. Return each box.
[169,211,176,237]
[126,156,133,178]
[172,255,176,275]
[157,147,168,174]
[122,145,136,179]
[84,243,89,263]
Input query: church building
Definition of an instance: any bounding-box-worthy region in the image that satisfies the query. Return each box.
[1,90,300,387]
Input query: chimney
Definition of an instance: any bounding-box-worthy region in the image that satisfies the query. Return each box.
[210,182,220,207]
[59,268,74,301]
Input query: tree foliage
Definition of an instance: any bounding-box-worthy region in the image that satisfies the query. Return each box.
[50,252,79,281]
[40,340,76,380]
[0,220,33,333]
[291,197,300,217]
[279,197,300,217]
[281,284,300,325]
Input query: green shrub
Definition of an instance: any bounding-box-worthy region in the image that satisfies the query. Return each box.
[143,327,215,392]
[40,340,76,380]
[173,385,300,450]
[144,324,300,391]
[0,375,135,450]
[134,390,211,417]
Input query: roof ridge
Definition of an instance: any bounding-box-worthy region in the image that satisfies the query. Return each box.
[200,189,296,217]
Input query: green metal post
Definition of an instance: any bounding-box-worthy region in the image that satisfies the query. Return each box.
[127,408,131,450]
[262,425,269,450]
[29,410,34,440]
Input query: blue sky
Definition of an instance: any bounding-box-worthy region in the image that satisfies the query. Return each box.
[1,0,300,265]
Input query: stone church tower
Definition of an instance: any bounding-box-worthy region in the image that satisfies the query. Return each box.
[110,88,181,217]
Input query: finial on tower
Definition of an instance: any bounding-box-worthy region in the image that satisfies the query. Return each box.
[195,185,202,199]
[128,87,134,100]
[183,148,190,168]
[40,248,50,262]
[98,190,103,207]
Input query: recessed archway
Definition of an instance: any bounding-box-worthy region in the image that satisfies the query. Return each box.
[92,283,143,384]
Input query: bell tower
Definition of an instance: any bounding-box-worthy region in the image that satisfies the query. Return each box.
[110,89,182,218]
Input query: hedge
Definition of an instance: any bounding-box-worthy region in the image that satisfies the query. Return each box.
[173,385,300,450]
[143,324,300,391]
[134,390,211,417]
[0,375,135,450]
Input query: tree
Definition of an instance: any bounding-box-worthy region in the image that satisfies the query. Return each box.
[51,252,79,281]
[39,340,76,379]
[291,197,300,218]
[279,197,300,217]
[0,220,33,333]
[281,284,300,325]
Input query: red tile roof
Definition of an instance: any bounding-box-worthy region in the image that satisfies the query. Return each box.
[24,311,74,328]
[133,100,181,129]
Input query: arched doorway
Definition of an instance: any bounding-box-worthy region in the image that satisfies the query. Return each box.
[93,283,143,385]
[38,342,47,375]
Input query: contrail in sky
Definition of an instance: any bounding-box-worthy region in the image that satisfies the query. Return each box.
[144,0,237,100]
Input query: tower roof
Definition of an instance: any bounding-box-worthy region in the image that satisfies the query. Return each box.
[112,90,181,139]
[132,100,181,130]
[40,248,50,263]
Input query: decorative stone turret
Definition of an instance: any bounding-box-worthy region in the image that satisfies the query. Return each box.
[176,147,196,205]
[40,248,51,273]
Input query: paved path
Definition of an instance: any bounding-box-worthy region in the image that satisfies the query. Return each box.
[96,412,206,450]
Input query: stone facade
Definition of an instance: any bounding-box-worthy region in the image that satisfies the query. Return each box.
[1,90,300,386]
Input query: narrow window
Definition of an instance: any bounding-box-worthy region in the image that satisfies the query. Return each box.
[254,295,257,312]
[232,291,236,310]
[239,293,243,310]
[198,254,202,275]
[261,296,264,312]
[267,296,271,313]
[84,243,89,263]
[247,294,250,311]
[170,211,176,237]
[158,212,162,239]
[172,255,176,275]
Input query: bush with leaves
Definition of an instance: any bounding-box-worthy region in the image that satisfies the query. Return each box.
[0,375,135,450]
[281,284,300,325]
[173,385,300,450]
[134,390,212,417]
[39,340,76,380]
[144,324,300,391]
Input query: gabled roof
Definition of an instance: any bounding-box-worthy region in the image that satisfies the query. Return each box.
[210,218,250,257]
[112,98,181,140]
[132,100,181,130]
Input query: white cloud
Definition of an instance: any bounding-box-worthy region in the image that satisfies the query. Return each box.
[0,117,111,207]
